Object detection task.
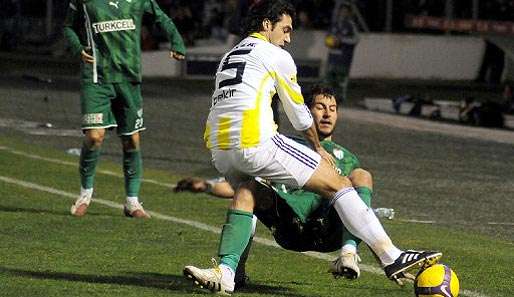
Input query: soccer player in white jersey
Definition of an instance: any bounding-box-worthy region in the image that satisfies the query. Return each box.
[184,1,441,295]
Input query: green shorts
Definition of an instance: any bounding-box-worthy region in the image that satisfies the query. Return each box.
[254,183,343,253]
[80,82,145,135]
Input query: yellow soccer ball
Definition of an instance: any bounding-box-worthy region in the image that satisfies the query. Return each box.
[415,264,459,297]
[324,34,339,48]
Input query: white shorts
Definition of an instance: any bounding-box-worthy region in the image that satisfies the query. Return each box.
[211,134,321,189]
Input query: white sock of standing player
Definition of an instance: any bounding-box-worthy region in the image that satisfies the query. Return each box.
[332,187,402,266]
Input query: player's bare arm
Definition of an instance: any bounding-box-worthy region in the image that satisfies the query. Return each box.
[302,123,336,167]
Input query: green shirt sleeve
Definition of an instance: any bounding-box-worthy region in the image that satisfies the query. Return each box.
[63,0,84,57]
[144,0,186,56]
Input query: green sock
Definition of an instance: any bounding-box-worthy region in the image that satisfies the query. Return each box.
[342,187,373,248]
[123,149,142,197]
[355,186,372,207]
[79,143,101,189]
[218,209,254,272]
[235,236,253,282]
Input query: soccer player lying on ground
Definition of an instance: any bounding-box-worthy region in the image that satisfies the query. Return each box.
[184,1,441,295]
[63,0,185,218]
[176,85,377,288]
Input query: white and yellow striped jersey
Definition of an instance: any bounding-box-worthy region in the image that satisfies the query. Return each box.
[204,33,313,150]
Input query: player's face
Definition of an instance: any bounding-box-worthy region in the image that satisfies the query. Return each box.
[310,94,338,139]
[266,14,293,48]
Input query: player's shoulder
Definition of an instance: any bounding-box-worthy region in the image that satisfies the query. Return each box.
[268,47,295,74]
[323,140,355,156]
[268,45,294,65]
[246,37,294,67]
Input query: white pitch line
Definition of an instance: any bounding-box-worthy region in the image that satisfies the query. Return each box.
[398,219,436,224]
[0,175,489,297]
[487,222,514,226]
[4,145,514,230]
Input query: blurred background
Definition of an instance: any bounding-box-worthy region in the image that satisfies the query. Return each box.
[2,0,514,47]
[1,0,514,241]
[1,0,514,128]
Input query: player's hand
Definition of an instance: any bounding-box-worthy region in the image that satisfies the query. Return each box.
[317,147,336,168]
[81,47,95,64]
[170,51,185,60]
[174,177,207,193]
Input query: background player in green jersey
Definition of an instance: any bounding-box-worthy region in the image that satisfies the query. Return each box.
[177,85,375,287]
[63,0,186,218]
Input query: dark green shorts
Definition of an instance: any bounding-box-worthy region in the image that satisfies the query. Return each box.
[80,82,145,135]
[255,183,343,253]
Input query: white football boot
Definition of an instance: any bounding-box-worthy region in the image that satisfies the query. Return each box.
[329,252,361,280]
[70,189,92,217]
[123,201,151,219]
[184,259,235,295]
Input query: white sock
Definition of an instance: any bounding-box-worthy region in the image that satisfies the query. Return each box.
[250,215,258,237]
[219,264,235,283]
[341,244,357,255]
[332,187,402,266]
[80,187,93,199]
[127,196,139,204]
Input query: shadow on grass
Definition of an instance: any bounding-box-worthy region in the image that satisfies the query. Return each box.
[0,267,189,291]
[237,281,321,297]
[258,279,407,296]
[0,205,105,217]
[0,267,320,296]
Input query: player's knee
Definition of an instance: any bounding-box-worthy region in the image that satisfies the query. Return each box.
[85,132,105,149]
[305,161,353,197]
[350,168,373,188]
[319,175,353,197]
[231,181,257,211]
[121,134,140,151]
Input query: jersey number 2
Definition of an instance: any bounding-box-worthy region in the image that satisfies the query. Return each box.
[218,49,252,88]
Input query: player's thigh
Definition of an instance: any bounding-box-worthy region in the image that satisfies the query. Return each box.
[211,134,321,188]
[271,197,317,252]
[250,134,321,188]
[80,83,117,130]
[253,181,275,211]
[210,150,250,198]
[303,158,352,199]
[112,82,144,136]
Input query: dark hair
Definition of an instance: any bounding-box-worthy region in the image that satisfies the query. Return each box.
[341,2,352,10]
[244,0,296,35]
[305,85,338,109]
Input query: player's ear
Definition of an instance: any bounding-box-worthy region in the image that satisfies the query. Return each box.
[262,18,272,31]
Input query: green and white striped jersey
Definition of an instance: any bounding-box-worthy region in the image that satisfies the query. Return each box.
[64,0,185,83]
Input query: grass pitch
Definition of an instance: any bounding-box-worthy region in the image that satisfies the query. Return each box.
[1,76,513,296]
[0,136,513,297]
